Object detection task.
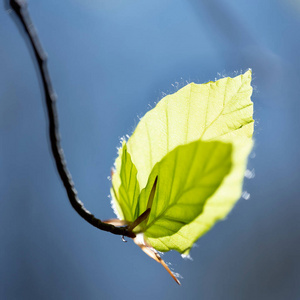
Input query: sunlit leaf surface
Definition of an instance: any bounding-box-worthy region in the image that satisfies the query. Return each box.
[111,71,254,254]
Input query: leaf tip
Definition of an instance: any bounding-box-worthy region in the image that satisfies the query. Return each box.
[244,68,252,80]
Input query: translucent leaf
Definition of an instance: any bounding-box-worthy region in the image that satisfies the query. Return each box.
[111,71,254,254]
[126,70,253,189]
[146,138,252,254]
[111,142,140,222]
[138,139,232,238]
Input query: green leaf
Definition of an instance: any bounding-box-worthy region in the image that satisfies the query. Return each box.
[111,71,254,254]
[126,70,253,189]
[146,139,252,254]
[111,142,140,222]
[137,139,232,238]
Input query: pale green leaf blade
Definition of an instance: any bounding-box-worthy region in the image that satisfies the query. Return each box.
[146,139,253,253]
[125,70,253,191]
[111,71,254,253]
[136,140,232,238]
[111,143,140,222]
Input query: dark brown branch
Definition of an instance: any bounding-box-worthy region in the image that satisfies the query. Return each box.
[9,0,135,238]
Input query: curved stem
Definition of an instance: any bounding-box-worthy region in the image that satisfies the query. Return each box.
[9,0,135,238]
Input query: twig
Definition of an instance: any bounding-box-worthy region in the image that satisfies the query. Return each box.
[9,0,135,238]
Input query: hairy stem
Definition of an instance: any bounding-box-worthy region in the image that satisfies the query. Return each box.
[9,0,135,238]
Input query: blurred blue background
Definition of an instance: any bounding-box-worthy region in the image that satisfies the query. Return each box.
[1,0,300,299]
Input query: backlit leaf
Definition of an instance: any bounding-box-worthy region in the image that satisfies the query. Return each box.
[111,143,140,222]
[138,139,233,238]
[111,71,254,255]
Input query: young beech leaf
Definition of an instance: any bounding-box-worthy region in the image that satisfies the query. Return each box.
[110,71,254,282]
[111,143,140,222]
[137,139,233,238]
[146,137,252,254]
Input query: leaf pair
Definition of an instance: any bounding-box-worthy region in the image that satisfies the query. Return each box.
[109,71,254,283]
[118,139,233,235]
